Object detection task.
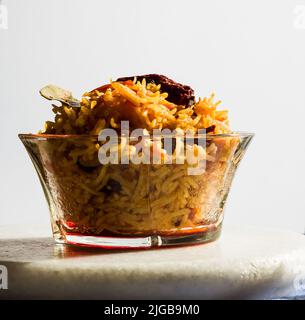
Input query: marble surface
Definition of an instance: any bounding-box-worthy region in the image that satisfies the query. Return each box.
[0,224,305,300]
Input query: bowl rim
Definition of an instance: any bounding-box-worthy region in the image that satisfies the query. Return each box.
[18,131,255,140]
[18,132,255,140]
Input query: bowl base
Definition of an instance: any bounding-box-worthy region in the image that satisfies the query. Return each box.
[55,227,222,249]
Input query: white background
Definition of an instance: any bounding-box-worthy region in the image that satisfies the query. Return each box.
[0,0,304,232]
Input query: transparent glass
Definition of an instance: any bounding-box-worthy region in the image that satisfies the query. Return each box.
[19,132,253,249]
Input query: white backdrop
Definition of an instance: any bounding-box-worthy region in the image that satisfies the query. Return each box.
[1,0,305,232]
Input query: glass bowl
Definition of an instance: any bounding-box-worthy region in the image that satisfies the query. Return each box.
[19,132,253,249]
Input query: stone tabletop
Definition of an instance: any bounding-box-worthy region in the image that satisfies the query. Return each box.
[0,224,305,300]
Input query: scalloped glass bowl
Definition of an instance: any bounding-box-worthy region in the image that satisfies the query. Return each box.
[19,132,253,249]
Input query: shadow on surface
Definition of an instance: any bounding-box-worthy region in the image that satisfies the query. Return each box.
[0,237,137,262]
